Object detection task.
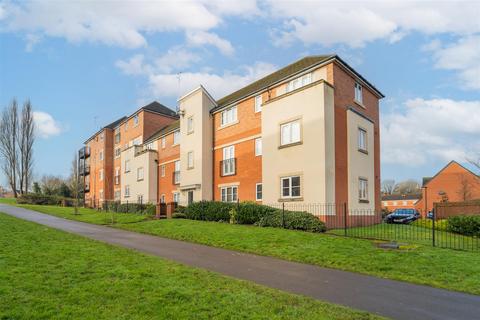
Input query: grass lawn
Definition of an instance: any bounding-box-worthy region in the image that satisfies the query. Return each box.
[0,213,382,320]
[2,199,480,296]
[328,221,479,251]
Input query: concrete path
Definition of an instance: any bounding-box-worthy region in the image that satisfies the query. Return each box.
[2,204,479,320]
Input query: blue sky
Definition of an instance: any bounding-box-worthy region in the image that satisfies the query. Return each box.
[0,0,479,186]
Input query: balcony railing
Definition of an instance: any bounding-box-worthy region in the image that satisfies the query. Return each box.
[84,183,90,192]
[172,171,180,185]
[220,158,236,177]
[79,164,90,176]
[79,146,90,159]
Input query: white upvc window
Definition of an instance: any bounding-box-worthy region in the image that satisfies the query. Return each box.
[145,142,154,150]
[99,169,104,181]
[280,120,301,146]
[160,194,166,203]
[222,145,235,176]
[161,165,166,177]
[125,121,129,131]
[355,82,363,104]
[221,106,237,126]
[281,176,301,199]
[124,185,130,197]
[359,178,368,201]
[286,73,312,93]
[115,167,120,185]
[114,190,121,200]
[133,114,139,126]
[99,190,104,200]
[133,137,141,146]
[173,160,180,184]
[99,149,104,161]
[255,138,262,156]
[256,183,262,201]
[254,95,262,113]
[137,167,144,181]
[115,147,121,158]
[173,192,180,203]
[358,127,367,152]
[161,137,166,148]
[125,160,130,173]
[221,186,238,203]
[173,130,180,145]
[187,151,194,169]
[100,132,104,141]
[187,116,194,133]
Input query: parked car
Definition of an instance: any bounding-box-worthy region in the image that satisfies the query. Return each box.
[426,211,434,219]
[384,209,421,224]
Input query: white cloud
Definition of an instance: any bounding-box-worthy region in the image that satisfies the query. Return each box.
[426,36,480,90]
[33,111,62,138]
[154,47,201,73]
[115,54,151,76]
[186,31,234,56]
[25,33,42,52]
[0,0,258,50]
[267,1,480,48]
[381,98,480,166]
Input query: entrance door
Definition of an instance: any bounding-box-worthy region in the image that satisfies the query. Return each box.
[188,191,194,205]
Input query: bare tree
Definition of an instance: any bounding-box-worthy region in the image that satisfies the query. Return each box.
[40,175,64,195]
[0,100,19,197]
[457,173,472,201]
[69,153,82,214]
[381,179,395,195]
[467,157,480,172]
[18,100,35,194]
[393,179,421,195]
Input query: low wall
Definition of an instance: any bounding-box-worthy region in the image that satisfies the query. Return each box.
[434,200,480,219]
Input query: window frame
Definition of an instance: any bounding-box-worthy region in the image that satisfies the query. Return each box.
[173,192,180,203]
[124,185,130,197]
[99,169,104,181]
[99,149,104,161]
[187,116,194,134]
[254,95,262,113]
[358,127,368,153]
[173,130,180,145]
[255,183,262,201]
[280,119,301,147]
[161,137,166,149]
[133,114,139,127]
[355,82,363,105]
[187,151,194,169]
[115,147,121,158]
[220,105,238,127]
[280,176,301,199]
[359,177,369,202]
[161,164,166,177]
[137,167,144,181]
[124,160,130,173]
[255,138,262,156]
[220,186,238,203]
[222,145,235,176]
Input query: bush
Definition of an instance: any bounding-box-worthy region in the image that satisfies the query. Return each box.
[175,205,187,214]
[103,201,155,215]
[255,209,326,233]
[172,212,187,219]
[185,201,234,222]
[447,215,480,237]
[236,202,277,225]
[17,194,63,205]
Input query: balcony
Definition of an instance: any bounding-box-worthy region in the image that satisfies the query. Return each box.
[79,146,90,159]
[79,164,90,176]
[172,171,180,185]
[84,183,90,192]
[220,158,236,177]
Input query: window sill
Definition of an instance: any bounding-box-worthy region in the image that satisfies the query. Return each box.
[278,197,303,202]
[187,166,194,170]
[187,131,194,135]
[137,179,144,182]
[359,199,370,204]
[354,100,366,109]
[172,143,179,147]
[358,148,368,155]
[218,120,239,130]
[278,141,302,149]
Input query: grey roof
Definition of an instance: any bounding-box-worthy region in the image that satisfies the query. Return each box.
[141,101,177,118]
[105,116,127,129]
[144,120,180,143]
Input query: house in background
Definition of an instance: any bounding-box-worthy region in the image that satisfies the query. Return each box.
[415,161,480,214]
[381,194,421,212]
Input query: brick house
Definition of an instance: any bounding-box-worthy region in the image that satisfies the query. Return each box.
[381,194,421,212]
[415,161,480,214]
[80,54,384,213]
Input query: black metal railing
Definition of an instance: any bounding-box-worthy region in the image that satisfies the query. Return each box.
[79,164,90,176]
[172,171,180,185]
[79,146,90,159]
[220,158,236,176]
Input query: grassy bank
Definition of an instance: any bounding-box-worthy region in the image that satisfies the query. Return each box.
[0,212,382,320]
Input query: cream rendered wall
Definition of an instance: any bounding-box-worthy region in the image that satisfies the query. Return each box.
[262,80,335,207]
[178,86,215,202]
[121,146,158,203]
[347,110,375,212]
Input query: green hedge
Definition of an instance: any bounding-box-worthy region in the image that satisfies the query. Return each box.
[103,202,155,215]
[17,194,64,206]
[255,209,326,233]
[184,201,326,233]
[447,215,480,237]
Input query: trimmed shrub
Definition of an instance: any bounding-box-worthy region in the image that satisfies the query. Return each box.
[447,215,480,237]
[172,212,187,219]
[236,202,277,225]
[175,205,187,214]
[17,194,63,206]
[255,210,326,233]
[185,201,233,222]
[103,201,155,215]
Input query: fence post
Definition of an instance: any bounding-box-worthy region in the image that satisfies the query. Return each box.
[432,204,436,247]
[343,202,347,237]
[282,202,285,229]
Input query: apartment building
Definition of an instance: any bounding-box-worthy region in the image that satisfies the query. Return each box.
[80,54,383,211]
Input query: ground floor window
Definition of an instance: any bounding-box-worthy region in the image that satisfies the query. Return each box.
[256,183,262,201]
[114,190,120,200]
[124,185,130,197]
[359,178,368,202]
[160,194,165,203]
[221,186,238,202]
[281,176,301,199]
[173,192,180,203]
